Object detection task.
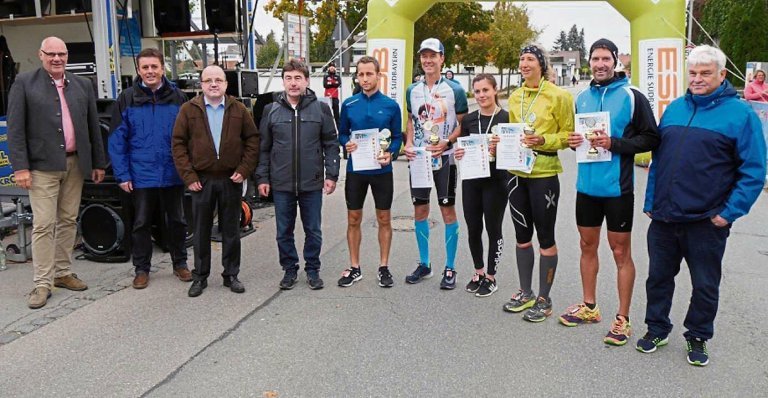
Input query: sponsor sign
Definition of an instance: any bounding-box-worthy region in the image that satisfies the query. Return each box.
[368,39,406,110]
[639,38,684,121]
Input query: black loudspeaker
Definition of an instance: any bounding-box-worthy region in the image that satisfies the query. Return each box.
[151,192,194,252]
[205,0,238,33]
[154,0,191,35]
[78,181,133,263]
[56,0,91,14]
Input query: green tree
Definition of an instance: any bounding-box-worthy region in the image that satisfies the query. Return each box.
[257,31,282,68]
[699,0,768,86]
[414,2,491,68]
[552,30,568,51]
[460,31,493,70]
[489,3,538,92]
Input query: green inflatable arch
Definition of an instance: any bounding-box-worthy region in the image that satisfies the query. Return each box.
[366,0,686,124]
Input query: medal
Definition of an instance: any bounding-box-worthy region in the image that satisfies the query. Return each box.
[527,112,537,124]
[423,120,434,133]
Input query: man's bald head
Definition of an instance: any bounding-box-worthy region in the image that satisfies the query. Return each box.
[39,36,68,79]
[201,65,227,103]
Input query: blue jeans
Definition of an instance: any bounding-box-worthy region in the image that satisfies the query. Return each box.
[273,190,323,273]
[644,219,730,340]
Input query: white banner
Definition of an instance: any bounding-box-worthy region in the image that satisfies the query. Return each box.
[638,38,684,122]
[368,39,406,110]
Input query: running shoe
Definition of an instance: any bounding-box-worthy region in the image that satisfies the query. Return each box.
[502,289,536,313]
[405,263,433,284]
[440,268,457,290]
[522,297,553,322]
[558,303,603,327]
[686,337,709,367]
[307,271,324,290]
[338,267,362,287]
[466,272,485,293]
[475,277,497,298]
[636,333,669,353]
[603,315,632,346]
[279,268,298,290]
[377,266,394,288]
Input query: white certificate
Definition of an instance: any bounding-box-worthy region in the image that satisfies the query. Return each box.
[457,136,491,180]
[350,128,381,171]
[495,123,535,173]
[575,112,612,163]
[409,147,434,188]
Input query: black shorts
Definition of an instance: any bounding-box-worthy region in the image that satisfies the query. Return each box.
[575,192,634,232]
[345,172,394,210]
[410,156,457,207]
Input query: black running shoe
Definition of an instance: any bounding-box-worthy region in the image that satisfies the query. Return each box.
[440,268,457,290]
[475,277,497,297]
[466,272,485,293]
[279,269,298,290]
[307,271,324,290]
[338,267,362,287]
[377,266,394,288]
[405,263,433,284]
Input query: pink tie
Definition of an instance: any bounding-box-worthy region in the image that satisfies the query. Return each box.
[55,81,76,152]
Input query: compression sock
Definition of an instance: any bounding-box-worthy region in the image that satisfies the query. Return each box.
[444,221,459,270]
[415,219,430,266]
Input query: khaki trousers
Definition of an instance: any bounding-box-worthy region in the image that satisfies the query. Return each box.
[29,155,84,289]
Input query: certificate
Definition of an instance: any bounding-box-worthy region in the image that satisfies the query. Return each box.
[409,147,434,188]
[495,123,535,173]
[350,128,382,171]
[575,112,612,163]
[457,136,491,180]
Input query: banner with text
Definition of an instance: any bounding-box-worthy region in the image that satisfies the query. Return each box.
[639,38,684,122]
[368,39,406,110]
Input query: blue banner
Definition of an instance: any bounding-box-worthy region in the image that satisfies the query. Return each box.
[0,118,15,187]
[118,18,142,57]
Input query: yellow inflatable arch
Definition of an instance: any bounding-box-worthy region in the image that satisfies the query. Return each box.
[366,0,686,122]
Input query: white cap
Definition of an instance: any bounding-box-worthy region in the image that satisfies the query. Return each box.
[418,38,444,54]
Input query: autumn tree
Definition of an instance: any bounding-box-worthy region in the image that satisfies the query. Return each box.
[414,2,491,69]
[460,31,493,71]
[489,3,538,91]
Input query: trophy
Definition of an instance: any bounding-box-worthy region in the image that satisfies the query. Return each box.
[378,129,392,158]
[521,124,536,148]
[428,133,442,170]
[583,117,600,159]
[488,125,499,162]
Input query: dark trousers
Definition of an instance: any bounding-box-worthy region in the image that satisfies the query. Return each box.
[272,190,323,273]
[190,176,242,280]
[645,219,730,340]
[132,186,188,273]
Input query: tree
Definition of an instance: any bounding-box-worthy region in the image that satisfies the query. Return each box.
[578,28,587,65]
[460,31,493,70]
[414,2,492,68]
[699,0,768,86]
[552,30,568,51]
[489,3,538,92]
[257,31,282,68]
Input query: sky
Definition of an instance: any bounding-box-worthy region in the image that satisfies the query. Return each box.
[251,1,632,54]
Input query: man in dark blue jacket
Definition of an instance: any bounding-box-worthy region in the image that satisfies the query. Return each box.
[109,48,190,290]
[336,56,402,288]
[637,45,767,366]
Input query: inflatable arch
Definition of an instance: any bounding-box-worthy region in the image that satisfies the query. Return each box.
[367,0,686,121]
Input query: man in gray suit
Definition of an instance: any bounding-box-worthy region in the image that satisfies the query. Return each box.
[7,36,107,309]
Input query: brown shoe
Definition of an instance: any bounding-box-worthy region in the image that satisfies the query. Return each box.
[28,287,51,309]
[173,267,193,282]
[133,272,149,289]
[53,273,88,291]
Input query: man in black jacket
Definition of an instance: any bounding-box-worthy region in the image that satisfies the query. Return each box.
[256,59,340,290]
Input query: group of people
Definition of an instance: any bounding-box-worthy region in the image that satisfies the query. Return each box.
[336,36,765,368]
[6,35,765,369]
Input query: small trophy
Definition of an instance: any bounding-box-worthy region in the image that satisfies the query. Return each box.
[522,124,536,148]
[378,129,392,158]
[428,133,442,170]
[584,130,599,159]
[488,125,499,162]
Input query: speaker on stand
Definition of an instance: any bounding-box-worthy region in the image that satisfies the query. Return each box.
[154,0,191,35]
[205,0,239,33]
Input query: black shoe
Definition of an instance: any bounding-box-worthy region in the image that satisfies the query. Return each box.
[188,279,207,297]
[338,267,362,287]
[377,266,394,288]
[223,276,245,293]
[466,272,485,293]
[475,277,498,297]
[307,271,324,290]
[280,269,298,290]
[440,268,457,290]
